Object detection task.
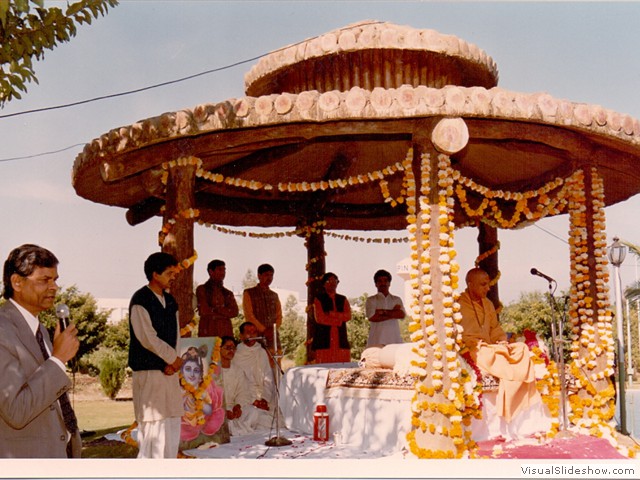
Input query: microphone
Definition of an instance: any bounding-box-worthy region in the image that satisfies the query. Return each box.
[530,268,556,283]
[246,336,266,342]
[55,303,70,331]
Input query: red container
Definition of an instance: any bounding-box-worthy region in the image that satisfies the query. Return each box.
[313,404,329,441]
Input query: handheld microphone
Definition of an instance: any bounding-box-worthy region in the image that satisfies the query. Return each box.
[55,303,70,332]
[530,268,556,283]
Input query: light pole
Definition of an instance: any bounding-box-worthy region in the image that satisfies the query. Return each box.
[608,236,628,435]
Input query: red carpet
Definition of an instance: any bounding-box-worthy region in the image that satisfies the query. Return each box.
[477,434,627,459]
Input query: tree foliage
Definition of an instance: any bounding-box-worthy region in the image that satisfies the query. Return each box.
[0,0,118,106]
[39,284,110,363]
[279,294,305,361]
[347,295,371,361]
[499,290,572,358]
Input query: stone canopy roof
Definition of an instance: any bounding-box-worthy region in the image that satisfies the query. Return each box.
[72,21,640,231]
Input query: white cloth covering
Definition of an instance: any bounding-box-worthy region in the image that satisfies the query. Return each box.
[222,364,273,435]
[471,391,553,442]
[232,342,276,407]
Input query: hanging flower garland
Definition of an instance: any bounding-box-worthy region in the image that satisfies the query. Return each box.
[196,219,409,244]
[452,170,578,229]
[566,168,616,437]
[178,337,222,427]
[195,158,406,193]
[406,151,475,459]
[474,241,500,267]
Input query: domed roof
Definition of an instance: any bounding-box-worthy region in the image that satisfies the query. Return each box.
[245,20,499,96]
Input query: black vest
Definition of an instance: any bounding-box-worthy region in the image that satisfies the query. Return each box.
[312,292,350,350]
[128,286,178,371]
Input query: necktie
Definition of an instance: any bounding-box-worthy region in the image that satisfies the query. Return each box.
[35,327,79,434]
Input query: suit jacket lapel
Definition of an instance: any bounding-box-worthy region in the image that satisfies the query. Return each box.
[2,301,47,363]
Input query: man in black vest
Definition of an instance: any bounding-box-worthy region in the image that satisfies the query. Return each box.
[128,252,183,458]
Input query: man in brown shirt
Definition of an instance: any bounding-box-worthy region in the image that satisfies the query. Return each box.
[242,264,282,353]
[196,260,239,338]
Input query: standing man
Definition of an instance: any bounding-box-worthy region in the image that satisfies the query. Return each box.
[365,269,405,347]
[128,252,183,458]
[0,244,81,458]
[242,264,282,354]
[196,259,239,338]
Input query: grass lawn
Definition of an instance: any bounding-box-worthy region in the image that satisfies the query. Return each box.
[75,399,138,458]
[69,376,140,458]
[74,399,134,432]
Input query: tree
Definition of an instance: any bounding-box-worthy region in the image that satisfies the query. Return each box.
[39,284,110,364]
[347,295,370,361]
[241,268,257,290]
[279,294,305,362]
[499,290,571,358]
[0,0,118,106]
[623,241,640,303]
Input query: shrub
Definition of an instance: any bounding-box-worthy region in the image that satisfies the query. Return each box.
[98,349,128,400]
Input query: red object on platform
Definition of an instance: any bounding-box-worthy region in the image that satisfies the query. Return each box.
[313,404,329,441]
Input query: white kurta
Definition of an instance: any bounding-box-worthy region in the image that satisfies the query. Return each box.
[232,343,276,407]
[365,292,405,346]
[222,364,273,435]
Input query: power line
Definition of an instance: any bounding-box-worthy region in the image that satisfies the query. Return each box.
[0,54,265,120]
[533,223,569,244]
[0,20,385,121]
[0,143,85,163]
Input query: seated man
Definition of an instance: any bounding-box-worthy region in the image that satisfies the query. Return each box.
[459,268,550,439]
[220,336,272,435]
[231,322,276,412]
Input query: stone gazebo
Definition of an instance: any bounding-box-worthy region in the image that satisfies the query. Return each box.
[72,21,640,457]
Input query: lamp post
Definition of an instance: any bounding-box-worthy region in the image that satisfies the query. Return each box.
[608,236,628,435]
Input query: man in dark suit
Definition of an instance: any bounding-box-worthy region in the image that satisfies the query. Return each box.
[0,244,81,458]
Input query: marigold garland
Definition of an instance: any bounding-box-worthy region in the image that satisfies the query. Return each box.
[566,168,615,437]
[406,151,476,459]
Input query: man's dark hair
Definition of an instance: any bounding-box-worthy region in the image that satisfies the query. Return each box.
[3,244,58,300]
[207,259,225,272]
[374,269,392,283]
[257,263,274,275]
[143,252,178,281]
[239,322,255,334]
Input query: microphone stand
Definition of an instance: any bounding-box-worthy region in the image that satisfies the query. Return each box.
[547,284,573,437]
[262,325,291,447]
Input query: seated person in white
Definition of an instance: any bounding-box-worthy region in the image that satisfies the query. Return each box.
[365,269,406,347]
[459,267,551,440]
[232,322,276,412]
[220,336,272,435]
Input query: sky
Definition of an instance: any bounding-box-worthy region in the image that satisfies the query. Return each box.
[2,1,640,307]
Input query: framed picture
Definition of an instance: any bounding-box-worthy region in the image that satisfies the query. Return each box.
[178,336,230,450]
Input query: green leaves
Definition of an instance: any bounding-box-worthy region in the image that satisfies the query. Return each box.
[0,0,119,107]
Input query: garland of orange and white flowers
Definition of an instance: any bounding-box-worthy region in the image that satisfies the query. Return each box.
[120,421,138,447]
[178,337,222,427]
[195,219,409,244]
[565,168,617,439]
[158,207,201,245]
[452,170,577,229]
[405,150,476,459]
[529,347,561,437]
[195,159,406,193]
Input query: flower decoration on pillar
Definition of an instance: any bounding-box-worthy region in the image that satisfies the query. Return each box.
[566,167,616,438]
[406,150,475,459]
